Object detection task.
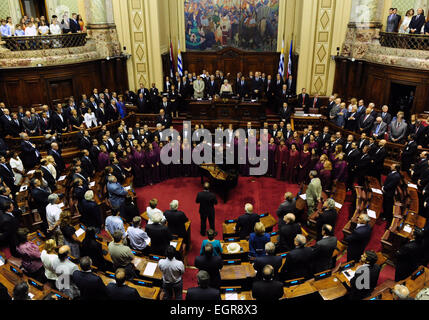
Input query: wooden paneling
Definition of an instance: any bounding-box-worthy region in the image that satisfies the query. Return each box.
[333,57,429,114]
[0,58,129,110]
[182,47,280,77]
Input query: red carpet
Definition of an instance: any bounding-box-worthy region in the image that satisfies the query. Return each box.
[135,177,393,291]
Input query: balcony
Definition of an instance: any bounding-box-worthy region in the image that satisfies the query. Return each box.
[1,33,87,51]
[379,31,429,50]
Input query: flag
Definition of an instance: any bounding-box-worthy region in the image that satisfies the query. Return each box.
[287,40,293,78]
[177,40,183,77]
[169,40,175,78]
[278,39,285,78]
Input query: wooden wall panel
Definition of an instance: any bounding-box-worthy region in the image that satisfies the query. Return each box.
[0,58,129,110]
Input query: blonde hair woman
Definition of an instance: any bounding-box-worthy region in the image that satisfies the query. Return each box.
[45,155,57,179]
[249,222,270,258]
[40,239,60,283]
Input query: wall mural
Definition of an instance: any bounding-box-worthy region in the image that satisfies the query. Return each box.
[184,0,279,52]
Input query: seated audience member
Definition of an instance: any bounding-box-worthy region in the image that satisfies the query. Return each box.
[106,268,141,300]
[251,265,284,301]
[253,242,282,280]
[108,230,136,280]
[145,211,172,255]
[280,234,313,281]
[81,227,106,271]
[126,216,150,254]
[235,203,260,239]
[344,214,372,263]
[164,200,189,241]
[277,213,302,253]
[249,222,270,258]
[392,284,413,301]
[186,270,221,300]
[315,199,337,240]
[276,192,296,225]
[200,229,222,256]
[72,256,107,300]
[15,228,46,283]
[158,246,185,300]
[311,224,337,274]
[13,282,31,301]
[348,251,380,300]
[146,198,165,225]
[55,245,80,299]
[195,243,223,289]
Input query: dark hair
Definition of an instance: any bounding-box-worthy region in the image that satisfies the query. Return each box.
[16,228,29,245]
[165,246,176,260]
[113,230,123,242]
[13,282,29,300]
[207,229,217,240]
[365,251,378,266]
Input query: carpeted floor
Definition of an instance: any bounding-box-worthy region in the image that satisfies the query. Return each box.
[134,176,393,291]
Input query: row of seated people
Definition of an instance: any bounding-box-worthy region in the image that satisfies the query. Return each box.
[327,96,429,147]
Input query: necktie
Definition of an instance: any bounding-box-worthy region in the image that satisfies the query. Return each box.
[376,124,380,134]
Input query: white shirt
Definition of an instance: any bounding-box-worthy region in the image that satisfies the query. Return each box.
[46,203,62,229]
[9,157,23,185]
[47,163,57,179]
[38,25,49,35]
[127,226,150,251]
[25,25,38,36]
[84,112,98,128]
[41,251,60,280]
[50,23,62,35]
[146,207,165,225]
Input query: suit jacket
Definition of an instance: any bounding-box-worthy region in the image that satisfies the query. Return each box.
[50,113,68,133]
[107,182,128,209]
[251,279,284,301]
[386,14,401,32]
[371,147,387,172]
[95,108,108,125]
[40,166,56,190]
[312,236,337,273]
[253,255,283,280]
[315,209,337,240]
[22,115,40,133]
[358,114,375,133]
[236,213,260,239]
[5,118,21,137]
[193,80,205,97]
[106,283,141,300]
[236,81,248,97]
[383,171,401,197]
[286,79,296,95]
[0,212,18,247]
[72,270,108,300]
[395,240,424,281]
[379,112,392,125]
[409,14,426,34]
[281,246,314,280]
[20,140,40,169]
[145,223,172,255]
[81,156,95,177]
[349,264,380,300]
[0,163,14,189]
[371,122,387,139]
[276,199,296,222]
[196,191,217,216]
[163,210,188,238]
[205,80,219,96]
[69,19,80,33]
[279,106,292,122]
[297,93,310,110]
[48,149,65,174]
[186,287,221,300]
[278,222,301,252]
[155,114,172,128]
[344,224,372,262]
[80,199,103,229]
[194,255,223,288]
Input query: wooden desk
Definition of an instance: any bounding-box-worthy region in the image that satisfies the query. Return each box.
[222,213,277,238]
[133,257,163,283]
[220,263,256,282]
[310,276,347,300]
[99,273,160,300]
[282,281,316,299]
[221,290,254,300]
[221,240,249,258]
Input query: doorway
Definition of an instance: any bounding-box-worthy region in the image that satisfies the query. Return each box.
[19,0,48,19]
[389,82,416,120]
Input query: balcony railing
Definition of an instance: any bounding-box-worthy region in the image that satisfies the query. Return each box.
[1,33,87,51]
[379,31,429,50]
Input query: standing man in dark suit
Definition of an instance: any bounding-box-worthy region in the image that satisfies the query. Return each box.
[72,256,107,300]
[344,214,372,262]
[48,142,65,175]
[196,182,218,236]
[274,74,284,95]
[0,200,19,257]
[235,203,260,239]
[164,200,189,243]
[312,225,337,274]
[253,242,283,280]
[409,8,425,34]
[155,108,172,129]
[279,102,292,124]
[386,8,401,32]
[186,271,221,300]
[137,83,150,103]
[236,75,248,98]
[280,234,313,280]
[310,94,321,111]
[315,199,337,241]
[251,265,284,301]
[50,104,68,134]
[401,135,418,172]
[20,133,41,169]
[382,164,401,223]
[0,156,16,194]
[286,75,296,96]
[21,111,39,136]
[370,139,387,181]
[106,268,141,300]
[195,243,223,289]
[358,108,375,135]
[297,88,310,112]
[69,13,80,33]
[277,213,302,253]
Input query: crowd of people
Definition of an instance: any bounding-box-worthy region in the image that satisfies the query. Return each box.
[0,65,427,300]
[0,13,85,37]
[386,7,429,35]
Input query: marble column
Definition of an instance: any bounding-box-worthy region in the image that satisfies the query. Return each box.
[342,0,384,59]
[84,0,121,58]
